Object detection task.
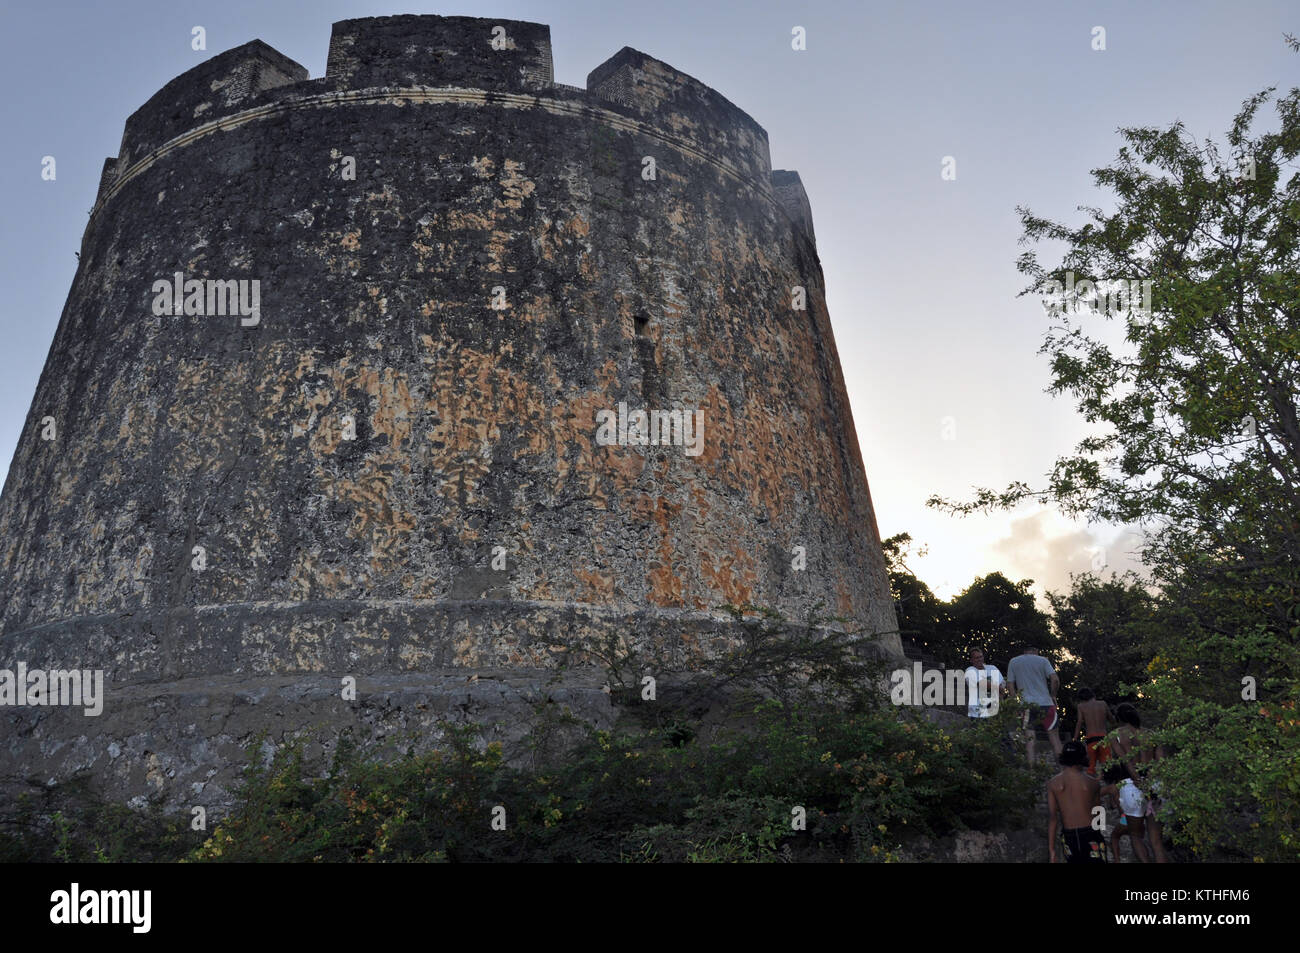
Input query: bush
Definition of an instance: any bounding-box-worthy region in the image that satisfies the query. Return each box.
[188,698,1037,863]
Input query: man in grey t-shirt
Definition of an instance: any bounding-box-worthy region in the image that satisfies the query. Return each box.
[1006,645,1061,765]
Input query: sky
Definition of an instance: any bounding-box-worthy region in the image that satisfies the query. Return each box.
[0,0,1295,602]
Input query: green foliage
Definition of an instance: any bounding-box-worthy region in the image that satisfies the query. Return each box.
[882,533,1058,672]
[534,601,894,725]
[1133,576,1300,861]
[629,794,793,862]
[947,573,1057,671]
[881,533,952,655]
[1048,571,1155,703]
[195,728,523,862]
[189,700,1035,863]
[0,777,198,863]
[928,63,1300,859]
[7,609,1038,863]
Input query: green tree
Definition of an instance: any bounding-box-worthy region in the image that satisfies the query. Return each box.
[946,572,1055,672]
[880,533,951,655]
[929,45,1300,859]
[1047,572,1156,704]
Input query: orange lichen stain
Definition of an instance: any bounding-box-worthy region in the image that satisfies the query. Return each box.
[445,209,494,231]
[254,346,314,406]
[677,630,706,658]
[369,367,413,452]
[573,568,616,601]
[646,497,685,607]
[98,457,123,491]
[701,551,757,607]
[411,241,435,269]
[549,360,623,502]
[112,400,152,456]
[288,554,355,601]
[405,573,442,600]
[535,214,596,279]
[365,285,389,315]
[421,342,524,504]
[323,458,417,574]
[691,484,711,520]
[451,624,477,665]
[279,359,423,579]
[836,581,854,616]
[695,385,734,470]
[486,229,514,270]
[305,402,343,454]
[498,160,536,208]
[292,352,318,380]
[131,543,153,589]
[598,445,646,487]
[365,184,399,207]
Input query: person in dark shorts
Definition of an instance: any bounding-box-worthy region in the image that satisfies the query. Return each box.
[1047,741,1105,863]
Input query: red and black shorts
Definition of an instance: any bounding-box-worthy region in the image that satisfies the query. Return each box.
[1022,705,1058,733]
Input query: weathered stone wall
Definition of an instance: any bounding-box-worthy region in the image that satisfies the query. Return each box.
[0,15,899,811]
[324,15,555,91]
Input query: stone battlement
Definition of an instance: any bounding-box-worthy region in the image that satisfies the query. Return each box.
[5,12,892,814]
[116,39,309,170]
[97,16,779,222]
[324,15,555,91]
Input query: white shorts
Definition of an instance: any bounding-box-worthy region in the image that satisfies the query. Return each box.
[1119,781,1147,818]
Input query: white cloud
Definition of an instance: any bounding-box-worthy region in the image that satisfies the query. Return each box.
[988,509,1148,599]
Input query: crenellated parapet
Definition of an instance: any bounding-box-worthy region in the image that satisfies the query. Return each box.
[587,47,771,183]
[771,170,817,247]
[96,17,782,222]
[324,15,554,91]
[117,39,308,169]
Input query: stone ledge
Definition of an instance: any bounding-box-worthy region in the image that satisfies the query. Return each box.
[0,668,613,816]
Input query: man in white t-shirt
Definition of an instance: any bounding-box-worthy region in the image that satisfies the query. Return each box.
[964,647,1004,719]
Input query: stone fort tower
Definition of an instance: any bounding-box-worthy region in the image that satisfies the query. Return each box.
[0,16,899,809]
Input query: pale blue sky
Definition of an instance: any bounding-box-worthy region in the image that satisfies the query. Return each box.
[1,0,1295,598]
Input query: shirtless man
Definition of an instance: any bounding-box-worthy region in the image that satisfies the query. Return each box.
[1072,687,1111,776]
[1047,740,1105,863]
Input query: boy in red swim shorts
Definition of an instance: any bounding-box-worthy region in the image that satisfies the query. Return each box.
[1073,687,1111,776]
